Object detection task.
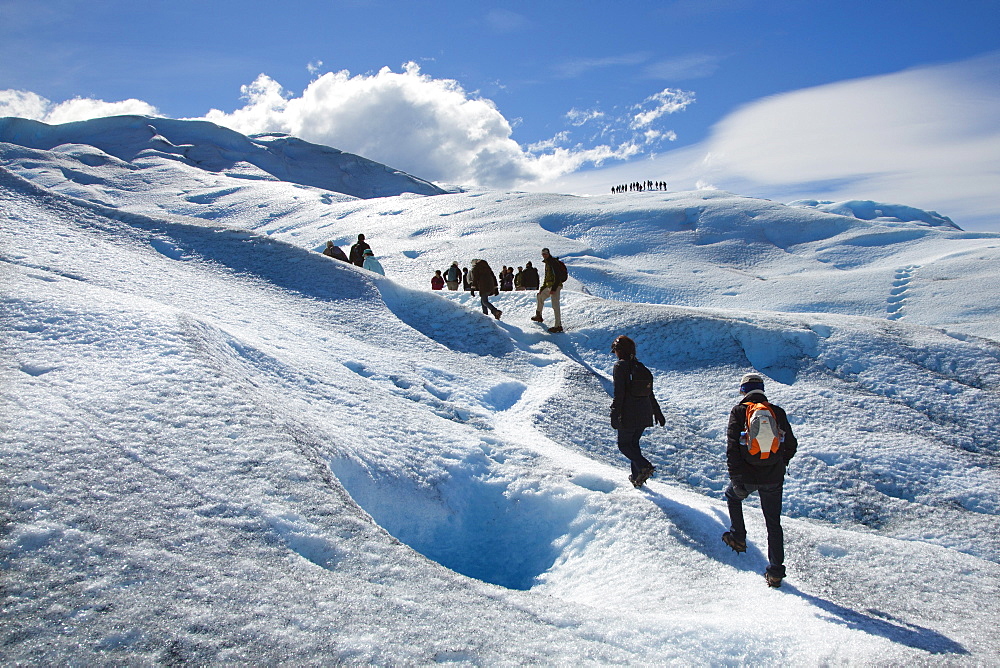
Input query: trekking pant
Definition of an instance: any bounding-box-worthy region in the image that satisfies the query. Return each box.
[725,481,786,578]
[480,292,501,317]
[617,427,653,479]
[535,286,562,327]
[446,281,459,290]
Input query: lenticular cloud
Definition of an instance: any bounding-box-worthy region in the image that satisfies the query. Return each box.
[202,63,635,188]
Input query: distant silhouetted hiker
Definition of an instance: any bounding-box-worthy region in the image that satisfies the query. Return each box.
[349,234,370,267]
[470,259,502,319]
[609,335,665,488]
[431,270,444,290]
[361,249,384,275]
[514,266,525,290]
[322,240,349,262]
[531,248,565,333]
[520,261,539,290]
[722,373,798,588]
[444,262,462,290]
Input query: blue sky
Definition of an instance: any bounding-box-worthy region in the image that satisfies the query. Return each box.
[2,0,999,229]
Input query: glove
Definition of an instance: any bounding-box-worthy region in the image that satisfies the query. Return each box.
[610,410,620,430]
[655,412,666,427]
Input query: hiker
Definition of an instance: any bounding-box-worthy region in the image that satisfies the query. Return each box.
[722,373,798,588]
[431,270,444,290]
[520,261,539,290]
[470,259,502,320]
[514,266,525,291]
[609,335,665,487]
[463,267,475,295]
[349,234,371,267]
[500,266,514,291]
[444,262,462,290]
[531,248,565,333]
[322,241,349,262]
[361,249,385,275]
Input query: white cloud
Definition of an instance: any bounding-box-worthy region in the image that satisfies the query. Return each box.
[631,88,696,129]
[0,89,49,119]
[0,89,159,124]
[642,54,722,81]
[202,62,642,188]
[565,108,605,126]
[553,53,650,79]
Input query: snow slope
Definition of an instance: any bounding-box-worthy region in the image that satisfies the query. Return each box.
[2,117,999,664]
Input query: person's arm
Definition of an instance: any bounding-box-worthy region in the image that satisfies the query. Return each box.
[650,391,665,426]
[726,404,747,483]
[610,360,627,426]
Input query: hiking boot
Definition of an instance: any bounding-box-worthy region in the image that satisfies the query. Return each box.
[494,310,502,320]
[548,326,564,333]
[765,572,783,588]
[633,465,655,486]
[531,315,544,322]
[721,531,747,553]
[628,474,642,488]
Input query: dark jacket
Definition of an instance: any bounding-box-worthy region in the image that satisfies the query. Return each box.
[521,265,540,290]
[349,241,371,266]
[611,357,664,430]
[323,245,349,262]
[726,392,798,485]
[470,260,498,295]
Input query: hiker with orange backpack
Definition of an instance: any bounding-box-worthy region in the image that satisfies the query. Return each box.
[722,373,798,588]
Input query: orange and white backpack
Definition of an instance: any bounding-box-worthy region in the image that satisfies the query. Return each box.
[741,402,785,465]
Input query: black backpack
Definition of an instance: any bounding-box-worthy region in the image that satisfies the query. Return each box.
[628,359,653,397]
[551,257,568,284]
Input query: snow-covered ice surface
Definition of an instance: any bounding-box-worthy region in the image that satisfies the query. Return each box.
[2,116,999,664]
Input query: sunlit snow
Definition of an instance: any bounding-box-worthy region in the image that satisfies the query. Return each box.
[2,116,998,664]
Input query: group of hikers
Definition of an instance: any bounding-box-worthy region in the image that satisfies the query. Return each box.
[432,262,537,294]
[324,233,795,587]
[612,334,798,588]
[432,249,567,333]
[321,235,566,333]
[322,234,384,275]
[611,180,668,194]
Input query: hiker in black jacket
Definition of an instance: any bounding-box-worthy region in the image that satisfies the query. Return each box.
[722,373,798,588]
[349,234,371,267]
[609,335,665,488]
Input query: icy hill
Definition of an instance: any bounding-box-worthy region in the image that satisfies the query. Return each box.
[2,118,999,664]
[0,115,446,199]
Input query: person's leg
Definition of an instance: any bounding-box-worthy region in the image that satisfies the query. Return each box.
[758,483,786,579]
[534,287,550,319]
[724,482,750,540]
[481,292,501,318]
[617,427,651,477]
[551,287,562,328]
